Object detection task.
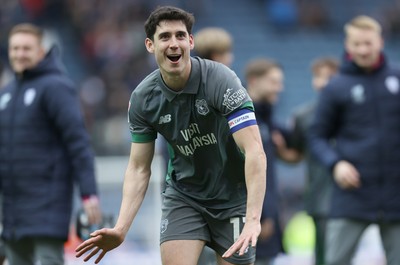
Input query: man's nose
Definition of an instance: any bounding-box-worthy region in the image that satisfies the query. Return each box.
[14,49,26,57]
[169,37,179,48]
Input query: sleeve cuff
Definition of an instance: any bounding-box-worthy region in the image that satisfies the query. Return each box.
[82,195,99,203]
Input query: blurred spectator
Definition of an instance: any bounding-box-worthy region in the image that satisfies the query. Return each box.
[193,26,235,265]
[0,23,101,265]
[274,56,339,265]
[194,27,234,67]
[245,58,285,265]
[309,16,400,265]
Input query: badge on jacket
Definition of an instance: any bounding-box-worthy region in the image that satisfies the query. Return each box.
[385,76,399,94]
[24,88,36,106]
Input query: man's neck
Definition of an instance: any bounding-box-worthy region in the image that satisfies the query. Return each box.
[161,62,192,91]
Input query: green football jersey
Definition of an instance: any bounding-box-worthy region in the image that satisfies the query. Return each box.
[128,57,255,209]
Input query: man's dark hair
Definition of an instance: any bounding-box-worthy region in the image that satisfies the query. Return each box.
[144,6,195,40]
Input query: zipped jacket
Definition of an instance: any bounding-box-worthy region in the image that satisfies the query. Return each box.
[0,47,98,240]
[309,53,400,221]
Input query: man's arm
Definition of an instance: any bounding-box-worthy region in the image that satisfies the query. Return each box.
[76,141,155,263]
[114,141,155,236]
[43,79,102,224]
[223,124,267,257]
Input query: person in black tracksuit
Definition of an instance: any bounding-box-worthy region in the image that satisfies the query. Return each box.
[309,16,400,265]
[245,58,285,265]
[0,23,101,265]
[275,57,339,265]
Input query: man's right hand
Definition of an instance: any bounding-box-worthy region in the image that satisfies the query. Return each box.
[333,160,361,189]
[75,227,124,264]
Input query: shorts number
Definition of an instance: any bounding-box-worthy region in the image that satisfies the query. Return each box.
[230,217,246,242]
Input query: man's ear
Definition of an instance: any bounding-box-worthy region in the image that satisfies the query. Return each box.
[189,34,194,50]
[145,38,154,53]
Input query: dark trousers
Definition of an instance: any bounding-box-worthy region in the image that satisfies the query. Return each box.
[4,237,64,265]
[312,216,327,265]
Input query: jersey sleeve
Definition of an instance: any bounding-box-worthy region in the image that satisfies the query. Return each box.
[128,92,157,143]
[210,65,254,115]
[207,63,256,133]
[227,108,257,133]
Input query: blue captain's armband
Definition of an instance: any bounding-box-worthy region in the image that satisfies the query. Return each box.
[227,108,257,133]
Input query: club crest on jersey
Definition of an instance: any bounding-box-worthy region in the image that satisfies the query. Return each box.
[385,76,399,94]
[195,99,209,115]
[223,88,247,111]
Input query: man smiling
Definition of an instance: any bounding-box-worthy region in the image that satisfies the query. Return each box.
[309,15,400,265]
[0,23,101,265]
[76,5,267,265]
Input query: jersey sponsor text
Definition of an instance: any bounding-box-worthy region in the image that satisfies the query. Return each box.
[177,123,217,156]
[223,88,247,111]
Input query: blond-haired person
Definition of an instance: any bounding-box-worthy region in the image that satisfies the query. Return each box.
[0,23,101,265]
[194,27,234,67]
[309,16,400,265]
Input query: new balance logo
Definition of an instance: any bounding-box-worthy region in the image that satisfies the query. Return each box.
[159,114,172,124]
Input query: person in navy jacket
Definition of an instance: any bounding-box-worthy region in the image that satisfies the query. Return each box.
[0,23,101,265]
[309,16,400,265]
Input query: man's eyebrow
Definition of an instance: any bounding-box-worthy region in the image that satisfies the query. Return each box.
[157,32,171,39]
[157,30,187,38]
[176,30,187,36]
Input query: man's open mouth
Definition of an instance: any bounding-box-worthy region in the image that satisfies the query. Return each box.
[167,55,181,62]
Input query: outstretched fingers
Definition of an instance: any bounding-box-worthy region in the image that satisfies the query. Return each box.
[75,239,96,256]
[83,247,101,262]
[95,249,107,264]
[76,244,107,263]
[75,228,123,263]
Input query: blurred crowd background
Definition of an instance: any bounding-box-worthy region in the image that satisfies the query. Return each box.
[1,0,399,156]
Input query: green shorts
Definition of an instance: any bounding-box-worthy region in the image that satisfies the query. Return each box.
[160,186,256,265]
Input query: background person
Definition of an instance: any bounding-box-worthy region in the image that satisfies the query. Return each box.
[309,15,400,265]
[274,56,339,265]
[0,23,102,265]
[193,27,234,67]
[244,58,285,265]
[194,26,235,265]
